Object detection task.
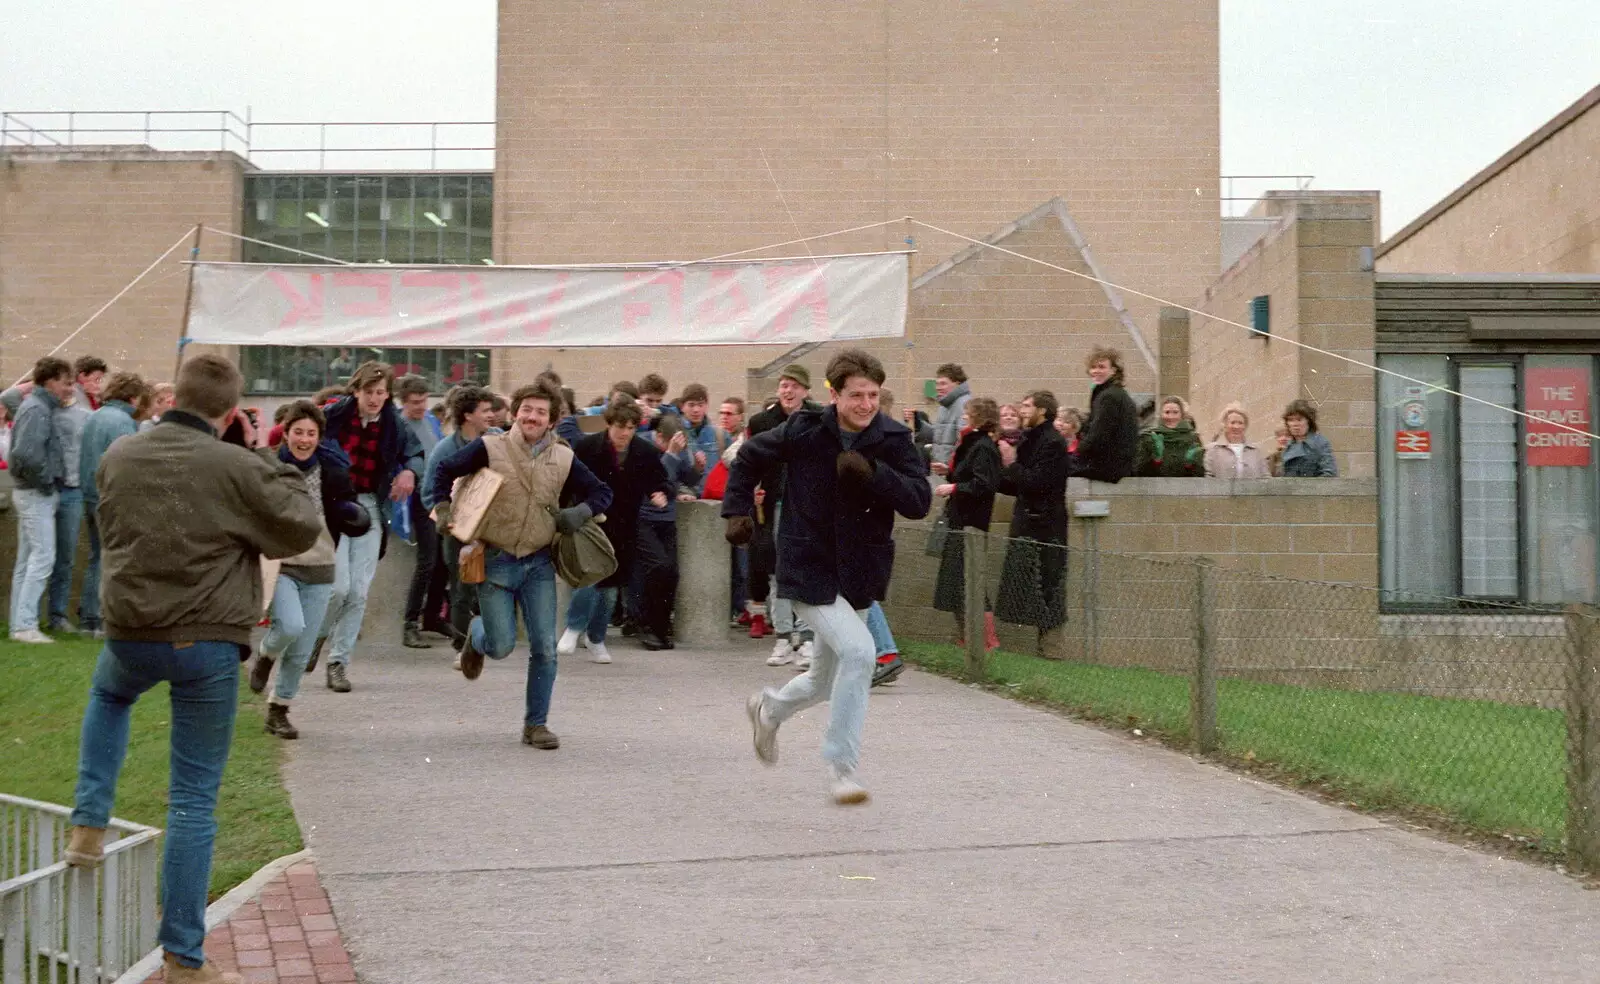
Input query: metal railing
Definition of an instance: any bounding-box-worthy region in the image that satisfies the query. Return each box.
[0,111,495,171]
[1219,173,1315,218]
[0,795,161,984]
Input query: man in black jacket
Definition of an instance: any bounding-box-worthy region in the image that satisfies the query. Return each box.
[724,349,931,805]
[744,363,821,665]
[1070,346,1139,483]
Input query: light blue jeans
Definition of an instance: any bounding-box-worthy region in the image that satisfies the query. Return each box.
[9,486,58,633]
[468,547,559,728]
[866,601,897,658]
[261,575,335,704]
[566,584,619,644]
[72,639,240,969]
[48,484,83,629]
[78,507,103,632]
[763,597,875,772]
[320,494,383,666]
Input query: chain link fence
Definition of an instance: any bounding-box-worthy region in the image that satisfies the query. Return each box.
[883,521,1600,870]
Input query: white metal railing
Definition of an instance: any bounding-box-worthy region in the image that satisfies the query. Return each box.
[0,795,161,984]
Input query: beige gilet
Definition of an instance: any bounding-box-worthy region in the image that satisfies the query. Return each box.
[477,429,575,558]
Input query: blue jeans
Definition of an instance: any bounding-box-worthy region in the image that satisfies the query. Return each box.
[261,575,335,704]
[48,484,84,628]
[9,486,58,632]
[763,597,875,771]
[71,640,241,969]
[865,601,897,658]
[320,494,383,666]
[566,584,618,643]
[730,545,748,618]
[468,548,559,728]
[78,507,103,631]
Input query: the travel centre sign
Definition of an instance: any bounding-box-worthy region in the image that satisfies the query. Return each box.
[1525,366,1591,467]
[185,252,909,348]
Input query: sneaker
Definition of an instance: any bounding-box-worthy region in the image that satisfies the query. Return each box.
[872,654,905,687]
[829,766,871,806]
[162,951,243,984]
[748,614,770,639]
[735,611,753,628]
[64,826,105,868]
[325,662,352,693]
[638,630,669,651]
[247,654,275,695]
[589,640,613,664]
[522,724,560,749]
[9,629,52,644]
[402,622,432,649]
[794,640,815,670]
[557,627,581,656]
[459,634,485,680]
[746,692,778,765]
[452,652,464,672]
[766,637,796,666]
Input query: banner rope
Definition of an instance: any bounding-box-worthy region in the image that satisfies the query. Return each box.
[201,227,356,266]
[906,217,1600,443]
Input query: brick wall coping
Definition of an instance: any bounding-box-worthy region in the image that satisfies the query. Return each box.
[0,146,251,167]
[1068,477,1376,499]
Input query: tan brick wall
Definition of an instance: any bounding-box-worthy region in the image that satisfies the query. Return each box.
[495,0,1218,406]
[1377,92,1600,275]
[0,149,245,386]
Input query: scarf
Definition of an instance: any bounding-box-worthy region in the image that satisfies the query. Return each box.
[279,444,317,472]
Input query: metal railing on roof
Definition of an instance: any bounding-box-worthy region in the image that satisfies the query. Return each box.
[1219,174,1315,218]
[0,111,495,171]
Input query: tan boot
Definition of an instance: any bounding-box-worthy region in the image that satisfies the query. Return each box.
[64,826,105,868]
[163,951,242,984]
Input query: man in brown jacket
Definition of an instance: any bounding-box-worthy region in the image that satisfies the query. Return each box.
[63,355,322,984]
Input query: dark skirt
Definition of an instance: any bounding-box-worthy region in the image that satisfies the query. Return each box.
[994,537,1067,630]
[934,530,985,614]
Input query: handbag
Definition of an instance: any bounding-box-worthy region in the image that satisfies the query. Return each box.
[924,506,951,558]
[458,541,487,584]
[549,509,618,589]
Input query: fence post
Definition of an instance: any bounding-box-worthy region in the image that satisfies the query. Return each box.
[962,527,988,680]
[1563,605,1600,874]
[1191,559,1218,754]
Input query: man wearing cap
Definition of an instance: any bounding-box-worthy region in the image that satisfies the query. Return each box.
[743,364,819,665]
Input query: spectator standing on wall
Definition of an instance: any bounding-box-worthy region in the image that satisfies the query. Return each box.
[77,372,151,639]
[1203,404,1271,479]
[995,390,1070,633]
[1280,399,1338,477]
[1135,396,1205,478]
[396,374,446,649]
[1070,347,1139,483]
[6,357,73,644]
[933,396,1003,650]
[924,362,972,475]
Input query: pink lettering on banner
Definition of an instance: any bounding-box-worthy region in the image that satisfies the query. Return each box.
[621,269,685,333]
[759,265,830,341]
[269,271,325,328]
[333,271,392,321]
[497,272,570,341]
[1525,366,1592,467]
[698,268,751,329]
[393,271,463,345]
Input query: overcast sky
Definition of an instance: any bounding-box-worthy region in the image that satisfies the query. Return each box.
[2,0,1595,237]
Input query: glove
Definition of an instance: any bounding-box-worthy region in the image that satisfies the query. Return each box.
[725,515,755,546]
[333,500,371,538]
[554,503,593,534]
[836,450,874,488]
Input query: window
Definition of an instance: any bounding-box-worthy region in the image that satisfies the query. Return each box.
[240,347,490,396]
[1379,354,1599,607]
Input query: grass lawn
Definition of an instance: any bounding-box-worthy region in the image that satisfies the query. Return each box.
[901,641,1568,854]
[0,634,302,897]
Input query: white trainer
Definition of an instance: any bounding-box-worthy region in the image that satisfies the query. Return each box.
[746,692,779,765]
[794,640,815,670]
[589,640,612,664]
[766,638,796,666]
[556,627,581,656]
[10,629,52,644]
[830,766,870,806]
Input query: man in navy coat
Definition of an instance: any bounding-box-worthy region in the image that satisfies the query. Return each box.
[722,349,931,805]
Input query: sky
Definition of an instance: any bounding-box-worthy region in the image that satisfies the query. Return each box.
[1,0,1595,237]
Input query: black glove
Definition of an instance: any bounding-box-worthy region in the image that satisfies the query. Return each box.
[333,500,372,538]
[554,503,593,534]
[725,515,754,546]
[836,450,874,488]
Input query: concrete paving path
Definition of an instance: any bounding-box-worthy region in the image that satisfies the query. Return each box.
[277,631,1600,983]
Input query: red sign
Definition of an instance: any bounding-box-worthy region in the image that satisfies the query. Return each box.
[1396,430,1431,458]
[1525,367,1592,467]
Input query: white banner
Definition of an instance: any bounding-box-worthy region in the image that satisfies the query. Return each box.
[186,253,908,347]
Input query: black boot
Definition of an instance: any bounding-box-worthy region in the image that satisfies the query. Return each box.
[248,654,275,695]
[306,637,326,673]
[264,703,299,739]
[402,622,432,649]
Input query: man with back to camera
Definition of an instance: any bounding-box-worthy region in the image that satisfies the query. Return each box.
[64,355,322,984]
[723,349,932,805]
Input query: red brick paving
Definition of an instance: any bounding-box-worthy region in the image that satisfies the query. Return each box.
[144,860,357,983]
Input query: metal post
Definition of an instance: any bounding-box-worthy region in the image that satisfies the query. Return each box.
[1564,605,1600,874]
[1192,559,1218,754]
[1082,521,1099,663]
[319,123,326,170]
[431,122,439,170]
[67,111,74,146]
[173,224,204,378]
[962,527,987,680]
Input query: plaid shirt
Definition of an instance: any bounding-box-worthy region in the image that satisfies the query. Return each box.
[341,417,385,494]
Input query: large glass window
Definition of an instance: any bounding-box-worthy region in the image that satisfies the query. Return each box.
[239,346,489,396]
[1380,354,1600,607]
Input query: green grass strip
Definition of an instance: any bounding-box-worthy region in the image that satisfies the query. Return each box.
[0,635,302,897]
[901,641,1567,854]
